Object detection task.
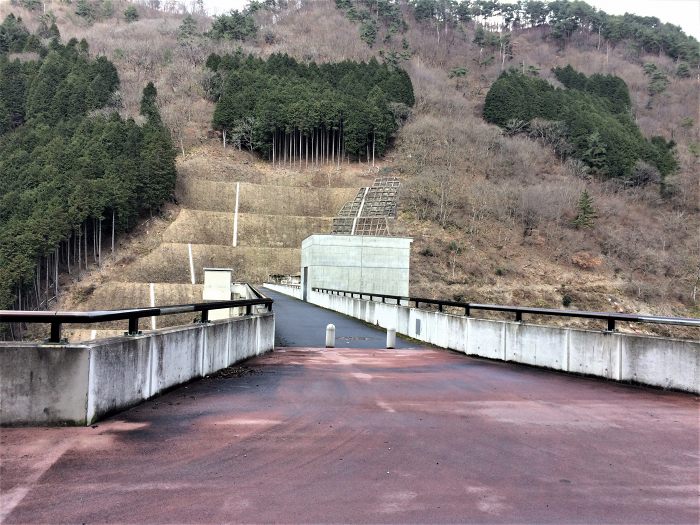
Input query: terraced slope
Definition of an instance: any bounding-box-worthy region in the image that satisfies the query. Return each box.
[63,145,374,341]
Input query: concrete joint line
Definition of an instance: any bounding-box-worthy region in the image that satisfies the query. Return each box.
[616,335,623,381]
[501,323,507,361]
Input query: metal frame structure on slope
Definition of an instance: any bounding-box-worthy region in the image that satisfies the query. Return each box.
[332,176,401,236]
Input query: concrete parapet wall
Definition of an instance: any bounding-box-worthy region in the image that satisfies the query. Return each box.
[263,283,302,300]
[1,313,275,426]
[305,290,699,393]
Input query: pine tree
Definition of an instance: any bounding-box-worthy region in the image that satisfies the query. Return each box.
[178,15,198,42]
[582,131,607,174]
[573,190,597,229]
[124,6,139,23]
[140,81,160,123]
[75,0,95,22]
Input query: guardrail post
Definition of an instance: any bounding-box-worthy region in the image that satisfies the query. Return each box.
[607,318,616,332]
[200,309,209,323]
[246,304,252,315]
[515,311,522,322]
[438,304,444,313]
[127,317,140,336]
[49,322,62,344]
[464,305,470,317]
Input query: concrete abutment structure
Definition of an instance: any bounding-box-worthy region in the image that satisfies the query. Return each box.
[0,312,274,426]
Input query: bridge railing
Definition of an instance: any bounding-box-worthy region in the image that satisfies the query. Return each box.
[0,285,273,343]
[312,287,700,331]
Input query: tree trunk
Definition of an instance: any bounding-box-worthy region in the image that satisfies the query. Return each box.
[84,222,88,270]
[98,218,102,266]
[34,263,39,308]
[54,247,58,298]
[93,219,97,264]
[67,234,71,274]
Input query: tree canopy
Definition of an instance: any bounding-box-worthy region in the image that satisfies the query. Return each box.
[0,20,176,309]
[483,67,677,181]
[207,52,414,163]
[401,0,699,66]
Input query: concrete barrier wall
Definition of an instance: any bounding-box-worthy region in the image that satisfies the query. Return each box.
[1,313,275,426]
[264,283,302,300]
[302,289,699,394]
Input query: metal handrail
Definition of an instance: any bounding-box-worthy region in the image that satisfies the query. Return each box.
[312,287,700,331]
[0,287,273,343]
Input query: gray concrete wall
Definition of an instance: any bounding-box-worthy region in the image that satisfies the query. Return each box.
[1,313,275,426]
[301,235,412,298]
[298,288,699,393]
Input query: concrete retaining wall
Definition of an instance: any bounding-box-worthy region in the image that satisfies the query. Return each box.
[1,313,275,426]
[286,288,698,393]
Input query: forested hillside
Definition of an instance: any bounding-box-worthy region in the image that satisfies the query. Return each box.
[0,15,176,310]
[483,67,677,182]
[208,53,413,163]
[1,0,698,335]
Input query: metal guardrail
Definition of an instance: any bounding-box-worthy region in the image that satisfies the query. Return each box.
[0,286,273,343]
[312,287,700,331]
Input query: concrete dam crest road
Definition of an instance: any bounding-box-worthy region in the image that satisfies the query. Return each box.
[1,294,698,523]
[264,288,415,349]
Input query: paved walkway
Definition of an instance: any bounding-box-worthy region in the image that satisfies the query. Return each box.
[263,288,415,348]
[1,346,698,524]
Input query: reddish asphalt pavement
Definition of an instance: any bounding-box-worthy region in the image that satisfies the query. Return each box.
[1,346,698,524]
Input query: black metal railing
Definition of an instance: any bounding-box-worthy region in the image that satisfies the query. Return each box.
[0,289,273,344]
[312,287,700,331]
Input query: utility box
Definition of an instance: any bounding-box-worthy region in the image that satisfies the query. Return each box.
[301,235,412,301]
[203,268,234,320]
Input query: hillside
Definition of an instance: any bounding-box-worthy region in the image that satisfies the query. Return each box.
[1,0,698,340]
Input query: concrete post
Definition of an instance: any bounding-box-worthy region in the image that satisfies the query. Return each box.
[325,324,335,348]
[387,328,396,349]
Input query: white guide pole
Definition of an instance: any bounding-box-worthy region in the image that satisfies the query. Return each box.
[188,243,196,285]
[233,182,240,247]
[150,282,156,330]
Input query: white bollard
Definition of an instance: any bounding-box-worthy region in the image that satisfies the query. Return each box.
[386,328,396,349]
[325,324,335,348]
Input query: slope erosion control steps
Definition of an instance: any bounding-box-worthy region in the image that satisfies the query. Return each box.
[65,147,375,341]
